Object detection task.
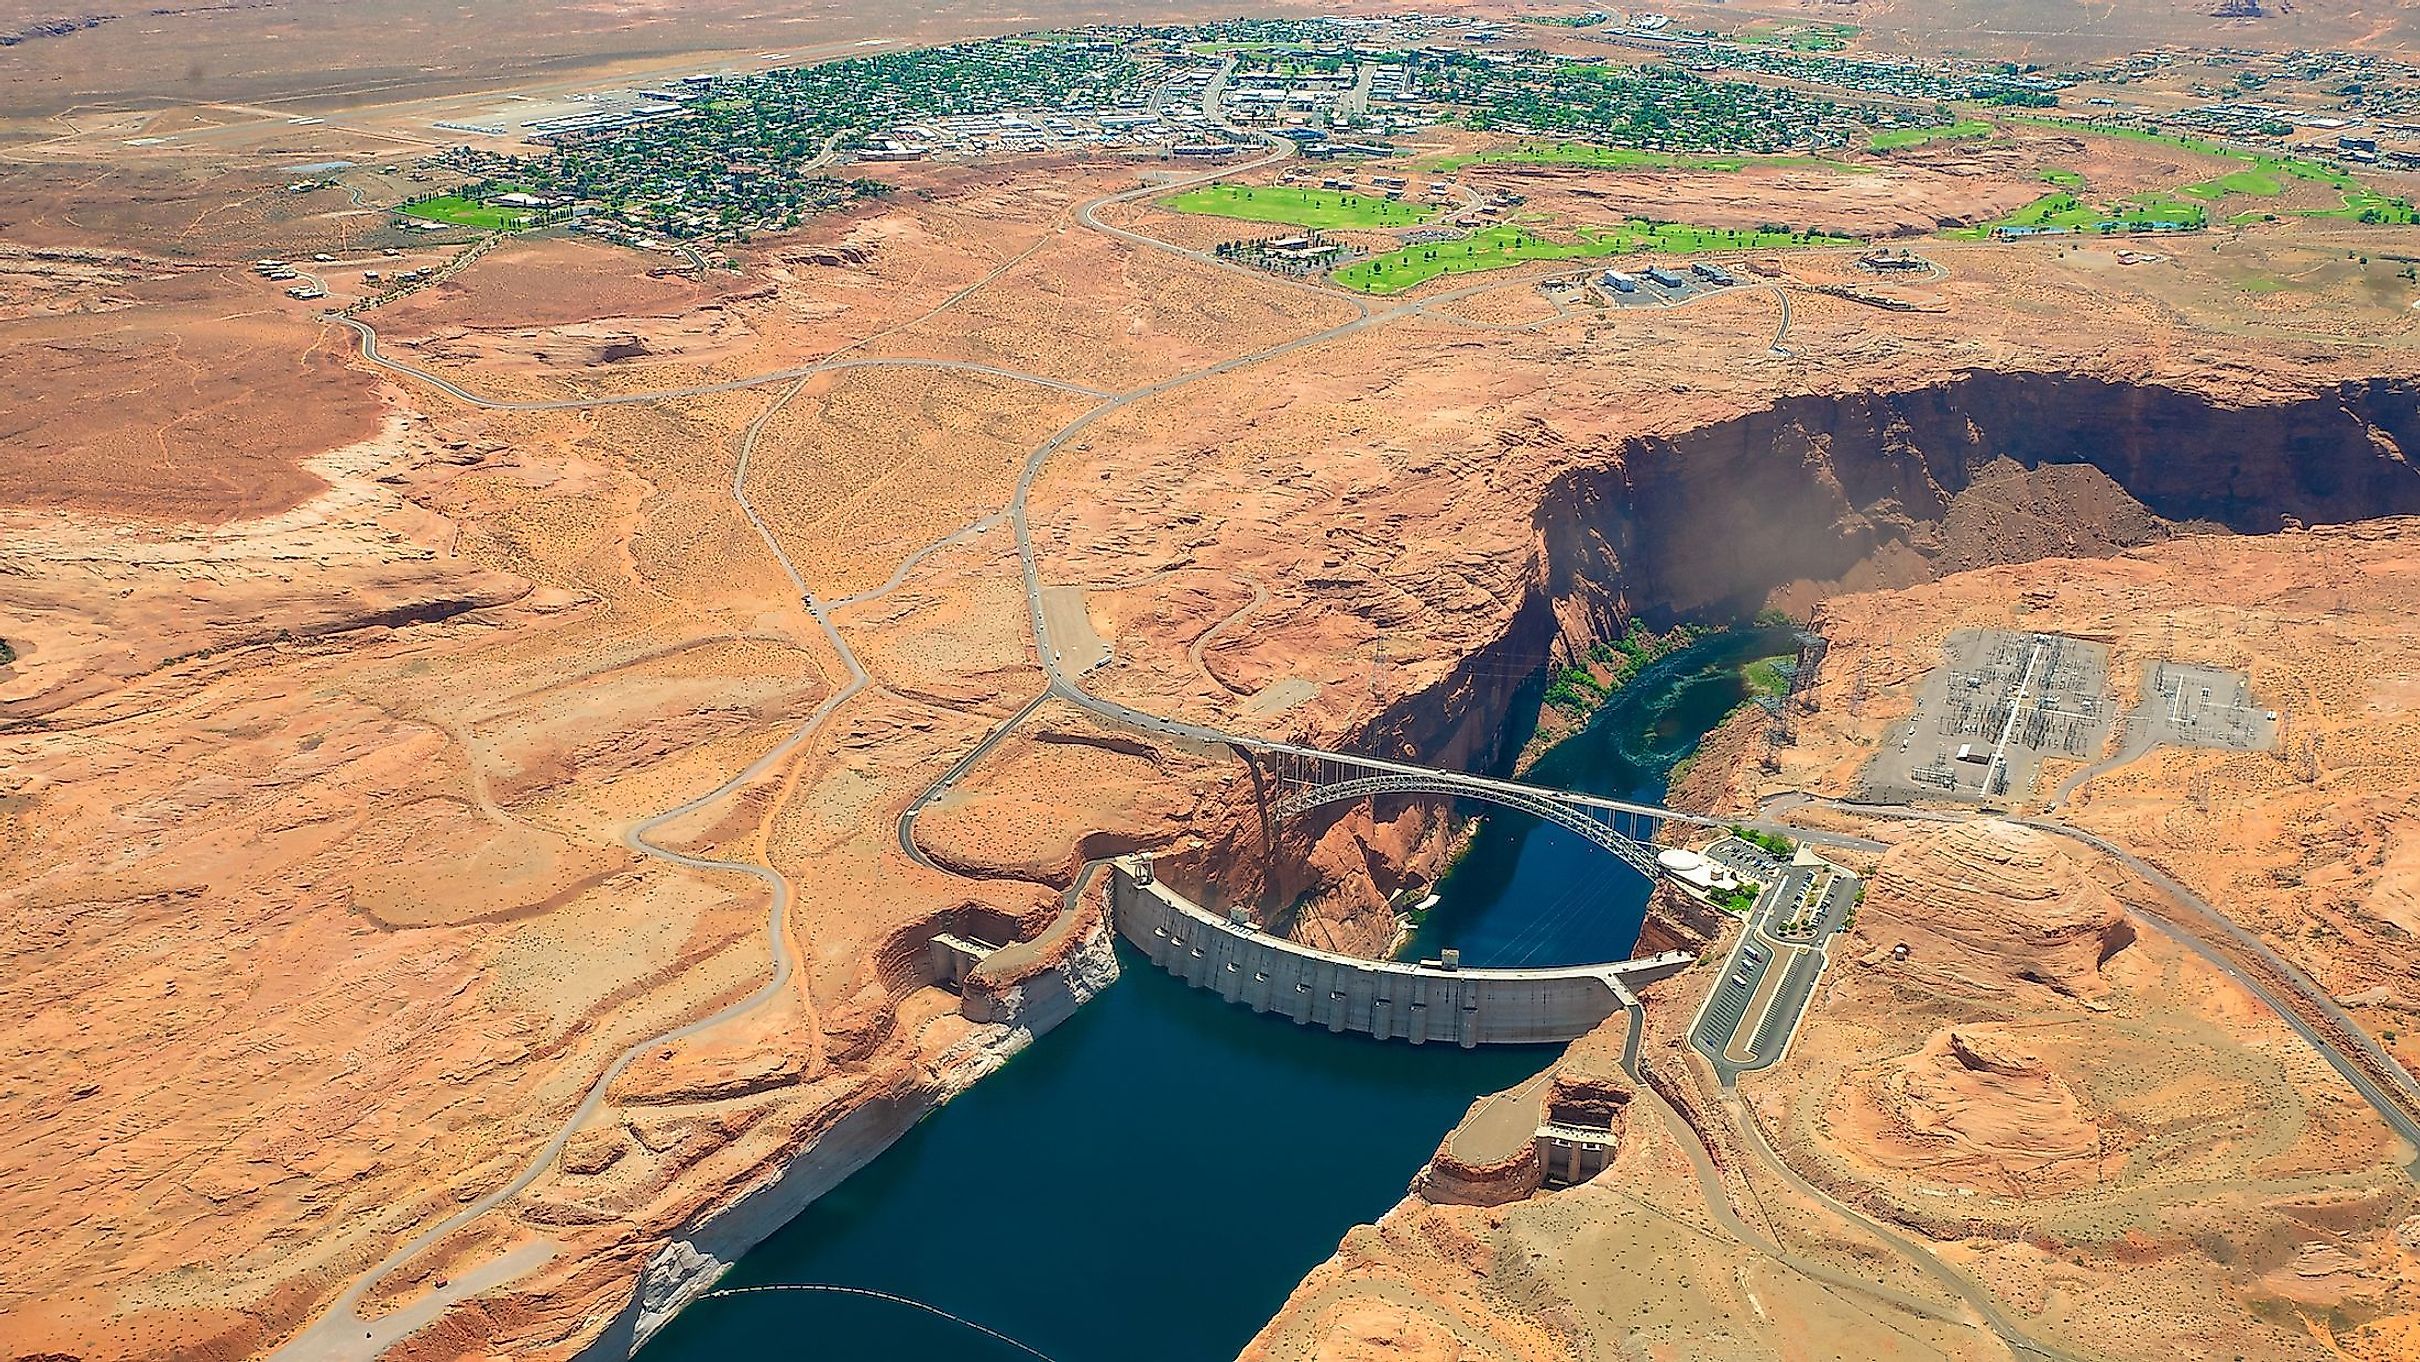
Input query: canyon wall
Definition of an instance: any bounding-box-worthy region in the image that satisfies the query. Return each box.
[567,915,1119,1361]
[1219,374,2420,956]
[1541,373,2420,628]
[1357,373,2420,778]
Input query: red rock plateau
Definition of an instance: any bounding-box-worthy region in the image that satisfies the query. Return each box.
[9,19,2420,1362]
[1858,820,2138,1001]
[1254,805,2418,1362]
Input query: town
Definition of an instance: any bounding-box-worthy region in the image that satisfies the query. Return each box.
[342,14,2420,269]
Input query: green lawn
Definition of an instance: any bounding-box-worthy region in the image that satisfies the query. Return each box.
[2014,119,2360,189]
[1870,120,1993,151]
[2301,190,2420,224]
[400,194,532,230]
[2166,155,2420,225]
[1947,189,2207,239]
[1163,183,1437,230]
[2178,153,2354,200]
[1332,221,1857,294]
[2180,168,2285,199]
[1996,125,2415,230]
[1743,655,1794,697]
[1733,19,1859,50]
[1436,143,1864,174]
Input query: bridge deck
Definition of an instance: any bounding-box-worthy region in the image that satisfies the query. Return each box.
[1254,743,1717,826]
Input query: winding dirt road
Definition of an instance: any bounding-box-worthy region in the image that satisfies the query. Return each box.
[295,99,2416,1362]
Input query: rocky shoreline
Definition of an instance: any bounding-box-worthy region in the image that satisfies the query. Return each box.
[572,914,1120,1360]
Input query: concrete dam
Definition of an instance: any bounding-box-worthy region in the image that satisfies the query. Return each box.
[1108,859,1692,1046]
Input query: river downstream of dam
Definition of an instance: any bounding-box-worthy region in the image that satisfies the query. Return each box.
[636,628,1792,1362]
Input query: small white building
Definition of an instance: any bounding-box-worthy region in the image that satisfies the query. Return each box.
[1656,848,1739,893]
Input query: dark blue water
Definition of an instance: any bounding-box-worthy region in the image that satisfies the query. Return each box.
[1404,627,1795,967]
[636,949,1550,1362]
[637,628,1788,1362]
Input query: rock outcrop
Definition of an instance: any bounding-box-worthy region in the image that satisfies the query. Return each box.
[1417,1129,1543,1208]
[1842,1026,2108,1196]
[1633,882,1729,957]
[1856,819,2136,999]
[1543,1070,1634,1130]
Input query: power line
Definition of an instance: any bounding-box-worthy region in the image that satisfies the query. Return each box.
[700,1283,1061,1362]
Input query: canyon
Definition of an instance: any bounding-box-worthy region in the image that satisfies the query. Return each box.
[5,39,2420,1362]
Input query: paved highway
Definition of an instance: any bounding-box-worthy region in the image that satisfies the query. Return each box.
[2026,817,2420,1165]
[896,687,1054,870]
[1767,795,2420,1171]
[1715,1086,2086,1361]
[1618,1005,2082,1359]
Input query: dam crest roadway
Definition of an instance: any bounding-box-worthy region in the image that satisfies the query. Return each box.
[1109,858,1693,1047]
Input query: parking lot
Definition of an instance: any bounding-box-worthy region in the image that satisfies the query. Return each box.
[1537,265,1744,311]
[1686,855,1860,1085]
[1704,834,1785,885]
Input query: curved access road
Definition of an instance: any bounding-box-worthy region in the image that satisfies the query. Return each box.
[1186,573,1267,693]
[896,686,1053,871]
[2022,817,2420,1165]
[1713,1087,2088,1361]
[1759,793,2420,1174]
[1612,1009,2073,1356]
[1075,141,1381,318]
[271,371,870,1362]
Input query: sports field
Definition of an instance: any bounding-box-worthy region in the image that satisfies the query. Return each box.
[1870,120,1992,151]
[400,194,535,230]
[1162,183,1437,230]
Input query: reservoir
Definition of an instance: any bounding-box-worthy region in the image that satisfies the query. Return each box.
[636,628,1789,1362]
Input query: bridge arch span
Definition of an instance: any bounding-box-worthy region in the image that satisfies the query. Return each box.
[1270,773,1664,878]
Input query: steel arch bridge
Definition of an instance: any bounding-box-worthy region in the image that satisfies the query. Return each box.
[1258,746,1717,879]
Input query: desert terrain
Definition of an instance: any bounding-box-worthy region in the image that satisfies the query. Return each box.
[7,8,2420,1362]
[1251,524,2420,1362]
